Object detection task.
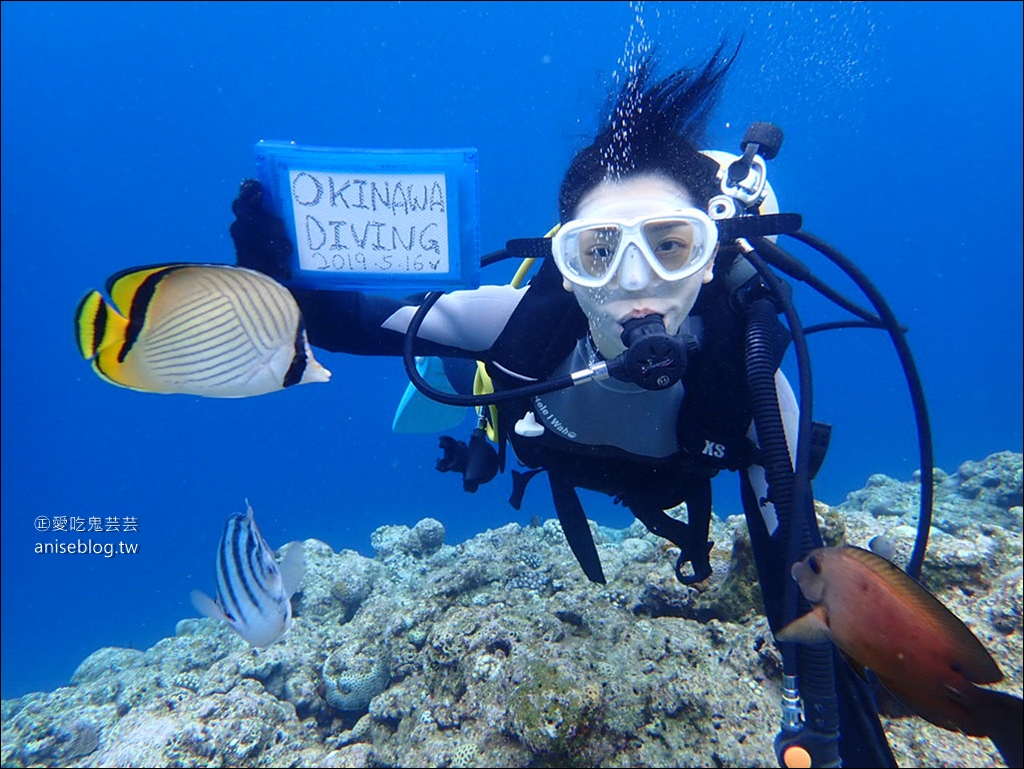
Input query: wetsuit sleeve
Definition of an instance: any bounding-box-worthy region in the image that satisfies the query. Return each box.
[229,179,524,358]
[291,284,527,358]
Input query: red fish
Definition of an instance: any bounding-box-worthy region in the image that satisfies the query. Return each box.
[778,545,1022,768]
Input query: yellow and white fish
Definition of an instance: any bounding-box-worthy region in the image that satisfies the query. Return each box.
[75,263,330,397]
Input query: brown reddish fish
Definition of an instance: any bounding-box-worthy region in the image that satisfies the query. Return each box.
[778,545,1022,768]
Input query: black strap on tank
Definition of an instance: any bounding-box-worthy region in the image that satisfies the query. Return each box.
[625,476,714,585]
[548,471,606,584]
[509,468,544,510]
[544,467,717,587]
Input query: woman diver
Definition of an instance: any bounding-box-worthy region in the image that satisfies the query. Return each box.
[227,43,901,768]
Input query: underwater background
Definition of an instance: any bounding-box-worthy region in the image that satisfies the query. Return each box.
[1,0,1020,700]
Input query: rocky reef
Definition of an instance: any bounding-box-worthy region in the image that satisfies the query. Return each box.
[2,452,1021,768]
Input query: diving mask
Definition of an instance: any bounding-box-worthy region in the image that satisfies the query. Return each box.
[552,208,719,288]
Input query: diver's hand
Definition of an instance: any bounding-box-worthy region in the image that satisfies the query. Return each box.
[229,179,294,280]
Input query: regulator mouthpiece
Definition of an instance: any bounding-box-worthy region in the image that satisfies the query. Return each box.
[611,315,688,390]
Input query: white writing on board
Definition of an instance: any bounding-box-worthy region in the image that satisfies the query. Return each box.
[288,170,450,275]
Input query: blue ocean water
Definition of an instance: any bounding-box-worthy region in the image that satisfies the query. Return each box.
[1,1,1020,700]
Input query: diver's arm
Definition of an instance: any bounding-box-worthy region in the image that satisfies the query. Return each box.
[230,179,524,358]
[294,284,527,357]
[743,370,799,537]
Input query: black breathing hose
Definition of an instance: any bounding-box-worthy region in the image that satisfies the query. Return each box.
[740,258,839,745]
[402,291,585,406]
[784,230,934,580]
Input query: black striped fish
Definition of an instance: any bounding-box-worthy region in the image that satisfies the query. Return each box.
[191,501,305,648]
[74,263,330,397]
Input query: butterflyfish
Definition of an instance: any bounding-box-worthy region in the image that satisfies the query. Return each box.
[191,501,305,648]
[74,263,330,397]
[778,545,1023,768]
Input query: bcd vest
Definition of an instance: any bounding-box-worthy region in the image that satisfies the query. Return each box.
[480,257,774,584]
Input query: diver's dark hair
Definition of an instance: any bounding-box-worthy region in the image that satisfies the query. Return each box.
[558,41,740,221]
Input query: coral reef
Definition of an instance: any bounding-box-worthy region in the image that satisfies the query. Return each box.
[2,452,1021,768]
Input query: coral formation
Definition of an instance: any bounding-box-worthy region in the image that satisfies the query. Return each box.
[1,452,1021,768]
[323,640,391,712]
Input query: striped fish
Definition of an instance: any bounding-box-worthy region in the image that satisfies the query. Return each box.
[191,501,305,648]
[74,263,330,397]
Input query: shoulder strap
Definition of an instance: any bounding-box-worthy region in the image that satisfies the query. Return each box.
[487,258,588,381]
[675,274,789,471]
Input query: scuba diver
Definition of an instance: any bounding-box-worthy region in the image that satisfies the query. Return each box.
[223,44,940,768]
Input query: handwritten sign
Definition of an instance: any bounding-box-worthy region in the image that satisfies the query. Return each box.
[254,143,480,290]
[289,170,450,276]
